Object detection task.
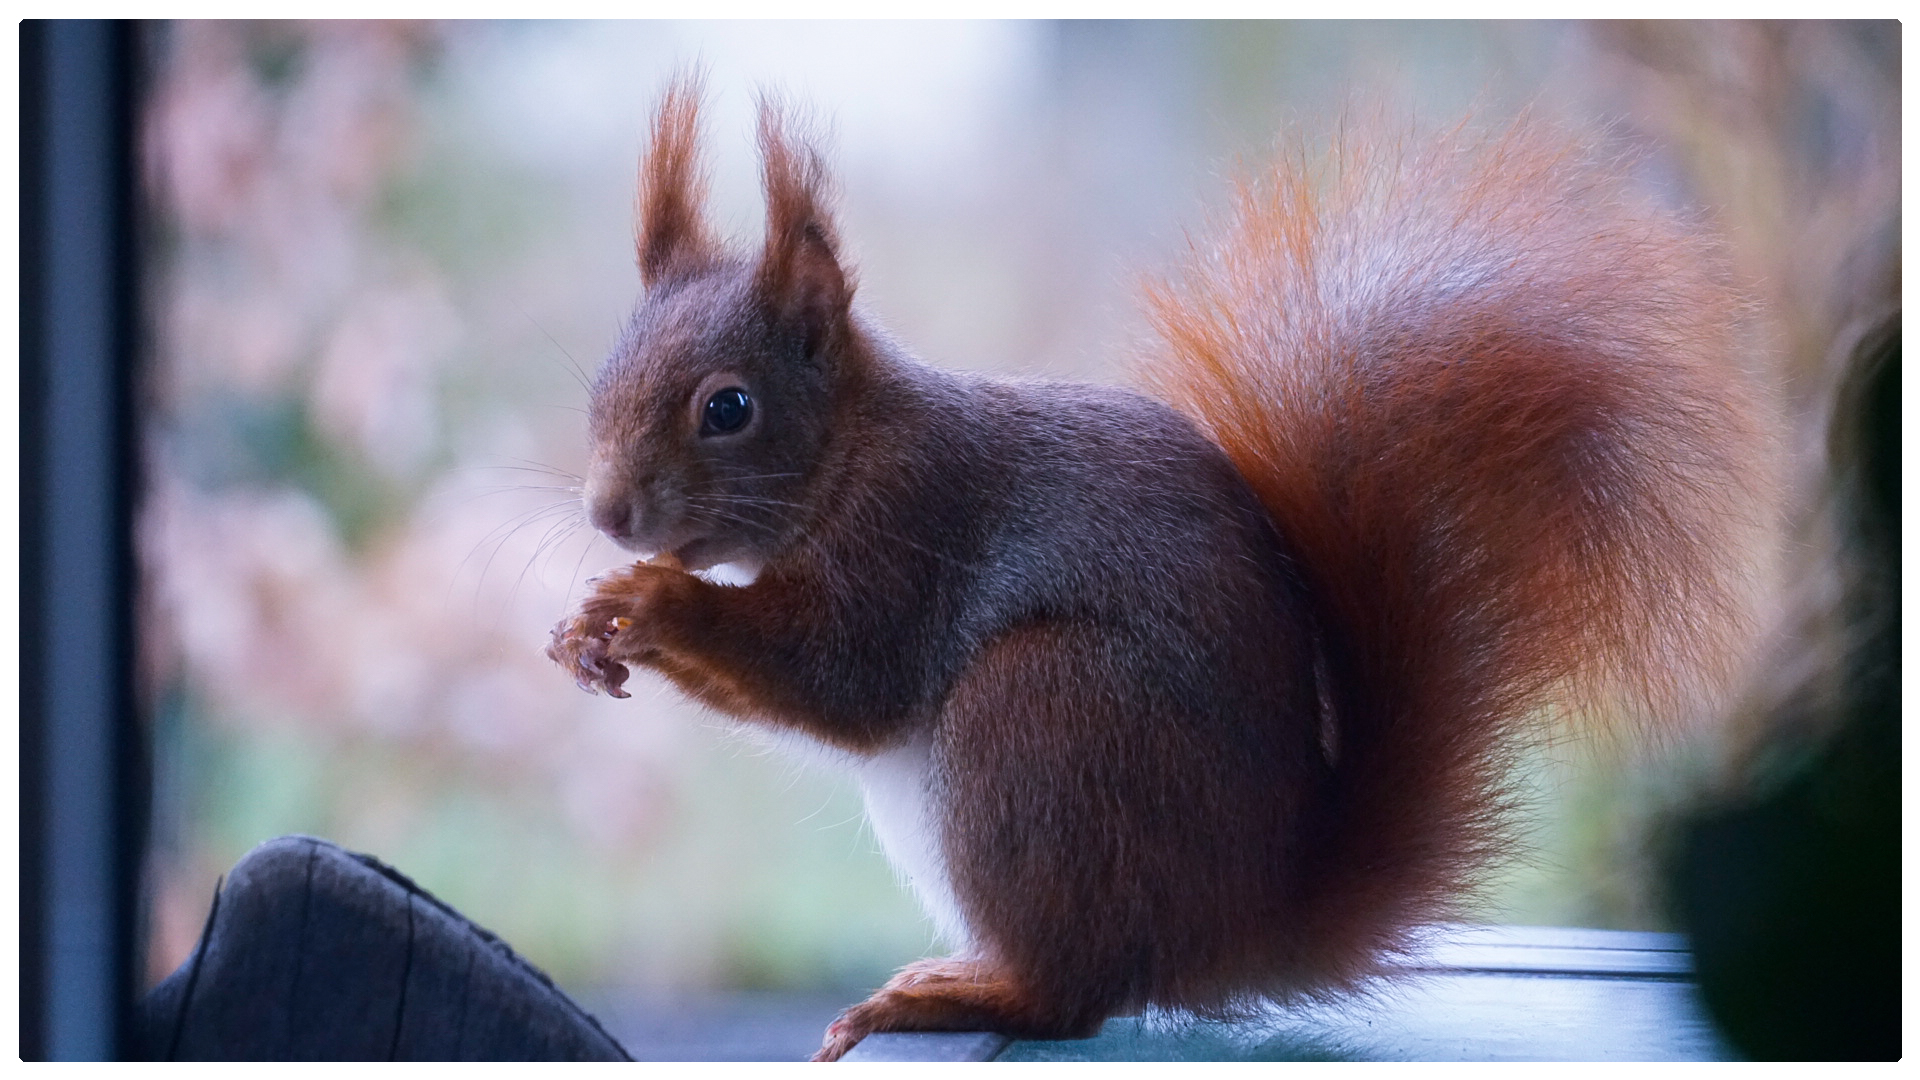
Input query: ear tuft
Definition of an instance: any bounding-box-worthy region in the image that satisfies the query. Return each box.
[636,71,717,287]
[755,95,854,358]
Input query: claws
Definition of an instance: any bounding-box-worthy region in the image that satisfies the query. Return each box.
[546,561,693,697]
[547,614,634,697]
[812,1029,858,1062]
[812,1006,871,1060]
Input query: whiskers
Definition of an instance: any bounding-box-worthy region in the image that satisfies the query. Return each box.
[681,466,809,542]
[686,465,980,575]
[451,460,611,632]
[687,469,805,488]
[517,302,596,399]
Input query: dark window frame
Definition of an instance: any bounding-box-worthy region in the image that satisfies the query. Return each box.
[19,17,149,1062]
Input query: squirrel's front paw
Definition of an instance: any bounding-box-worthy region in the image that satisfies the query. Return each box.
[545,562,695,698]
[545,610,638,698]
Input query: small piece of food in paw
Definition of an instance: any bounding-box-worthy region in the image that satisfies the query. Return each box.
[646,551,684,572]
[610,616,633,630]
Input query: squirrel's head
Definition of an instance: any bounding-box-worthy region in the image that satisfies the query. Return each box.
[583,78,857,573]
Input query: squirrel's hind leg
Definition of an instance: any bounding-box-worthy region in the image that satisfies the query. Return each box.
[813,958,1100,1061]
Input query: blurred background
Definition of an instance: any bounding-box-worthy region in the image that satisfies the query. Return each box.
[135,19,1899,1054]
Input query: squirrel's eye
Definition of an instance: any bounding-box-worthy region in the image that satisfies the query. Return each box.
[701,387,753,435]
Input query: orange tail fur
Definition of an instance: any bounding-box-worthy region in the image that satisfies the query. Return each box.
[1141,118,1769,988]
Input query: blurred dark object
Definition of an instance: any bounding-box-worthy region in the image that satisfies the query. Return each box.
[1671,312,1900,1061]
[139,836,632,1061]
[19,18,149,1061]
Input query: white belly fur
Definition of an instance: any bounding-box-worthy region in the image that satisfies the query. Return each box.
[853,736,972,952]
[733,724,971,952]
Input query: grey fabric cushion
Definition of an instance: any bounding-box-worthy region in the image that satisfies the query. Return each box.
[140,835,631,1061]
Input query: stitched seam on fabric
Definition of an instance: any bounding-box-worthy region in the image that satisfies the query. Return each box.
[452,943,477,1060]
[164,874,224,1061]
[280,840,319,1060]
[388,889,417,1061]
[345,846,631,1059]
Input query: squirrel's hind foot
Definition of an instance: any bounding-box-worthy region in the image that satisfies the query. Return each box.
[813,958,1102,1061]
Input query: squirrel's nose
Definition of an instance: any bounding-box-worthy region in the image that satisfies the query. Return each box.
[584,462,659,549]
[587,493,635,542]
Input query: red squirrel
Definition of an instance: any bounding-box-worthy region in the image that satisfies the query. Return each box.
[546,79,1765,1060]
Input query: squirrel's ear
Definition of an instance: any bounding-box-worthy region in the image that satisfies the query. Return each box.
[636,73,717,288]
[755,98,853,360]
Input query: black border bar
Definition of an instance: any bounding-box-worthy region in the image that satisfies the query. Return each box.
[20,18,147,1061]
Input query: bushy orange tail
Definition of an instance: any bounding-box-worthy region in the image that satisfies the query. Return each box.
[1141,118,1770,987]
